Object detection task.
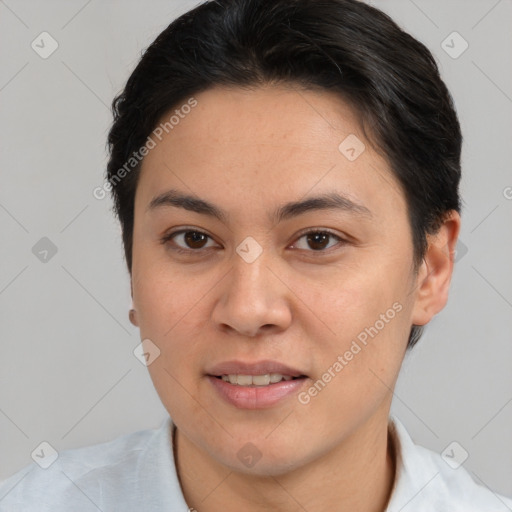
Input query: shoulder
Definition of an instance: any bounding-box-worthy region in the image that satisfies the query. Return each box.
[0,419,178,512]
[386,415,512,512]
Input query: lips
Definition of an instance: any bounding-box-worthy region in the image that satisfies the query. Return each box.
[205,359,309,408]
[206,359,307,378]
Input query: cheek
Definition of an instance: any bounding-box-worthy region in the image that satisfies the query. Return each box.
[132,266,208,408]
[315,260,402,338]
[138,271,209,427]
[133,258,198,335]
[309,258,411,391]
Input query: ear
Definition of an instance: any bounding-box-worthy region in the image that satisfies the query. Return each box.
[411,210,461,326]
[129,279,139,327]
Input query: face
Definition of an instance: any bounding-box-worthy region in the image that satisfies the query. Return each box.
[130,85,422,475]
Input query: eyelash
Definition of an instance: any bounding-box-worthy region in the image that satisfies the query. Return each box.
[159,228,347,256]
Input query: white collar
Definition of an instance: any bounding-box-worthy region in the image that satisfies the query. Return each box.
[155,414,512,511]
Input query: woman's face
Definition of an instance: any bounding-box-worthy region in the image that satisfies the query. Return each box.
[131,85,424,474]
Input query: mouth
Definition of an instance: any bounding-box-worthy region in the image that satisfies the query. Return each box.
[205,360,309,408]
[207,374,309,409]
[211,373,308,387]
[206,359,308,385]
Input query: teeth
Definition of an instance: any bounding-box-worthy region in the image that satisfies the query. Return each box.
[237,374,253,386]
[219,373,295,386]
[270,372,286,383]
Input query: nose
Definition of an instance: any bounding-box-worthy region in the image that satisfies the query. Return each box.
[210,250,293,338]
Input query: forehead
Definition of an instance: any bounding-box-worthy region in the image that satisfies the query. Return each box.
[135,85,406,225]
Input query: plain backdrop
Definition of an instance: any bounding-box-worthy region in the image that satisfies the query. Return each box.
[1,0,511,498]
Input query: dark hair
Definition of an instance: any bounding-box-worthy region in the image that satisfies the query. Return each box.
[106,0,462,350]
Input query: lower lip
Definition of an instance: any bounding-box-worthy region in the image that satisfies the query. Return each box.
[207,376,308,409]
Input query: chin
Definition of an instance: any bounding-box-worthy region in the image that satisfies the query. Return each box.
[226,456,303,477]
[211,439,306,477]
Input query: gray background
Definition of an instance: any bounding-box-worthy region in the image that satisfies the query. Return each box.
[1,0,511,498]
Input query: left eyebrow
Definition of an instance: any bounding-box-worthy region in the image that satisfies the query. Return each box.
[146,188,372,225]
[272,192,373,224]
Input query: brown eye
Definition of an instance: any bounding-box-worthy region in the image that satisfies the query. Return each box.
[292,230,345,252]
[306,232,331,251]
[161,229,218,252]
[183,231,209,249]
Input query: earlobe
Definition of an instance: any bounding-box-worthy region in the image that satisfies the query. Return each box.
[411,210,461,326]
[129,308,139,326]
[129,281,139,326]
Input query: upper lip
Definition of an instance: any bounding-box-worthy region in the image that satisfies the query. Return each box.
[206,360,307,378]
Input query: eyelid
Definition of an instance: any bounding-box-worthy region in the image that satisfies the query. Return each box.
[161,226,348,255]
[289,228,346,251]
[160,227,219,249]
[293,226,343,239]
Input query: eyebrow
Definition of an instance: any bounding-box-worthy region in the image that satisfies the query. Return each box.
[146,188,372,224]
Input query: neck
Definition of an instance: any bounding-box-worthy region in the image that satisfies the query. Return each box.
[174,408,397,512]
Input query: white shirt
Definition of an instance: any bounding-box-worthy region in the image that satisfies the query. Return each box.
[1,414,511,511]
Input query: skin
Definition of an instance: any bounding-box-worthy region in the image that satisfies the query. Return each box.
[129,84,460,512]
